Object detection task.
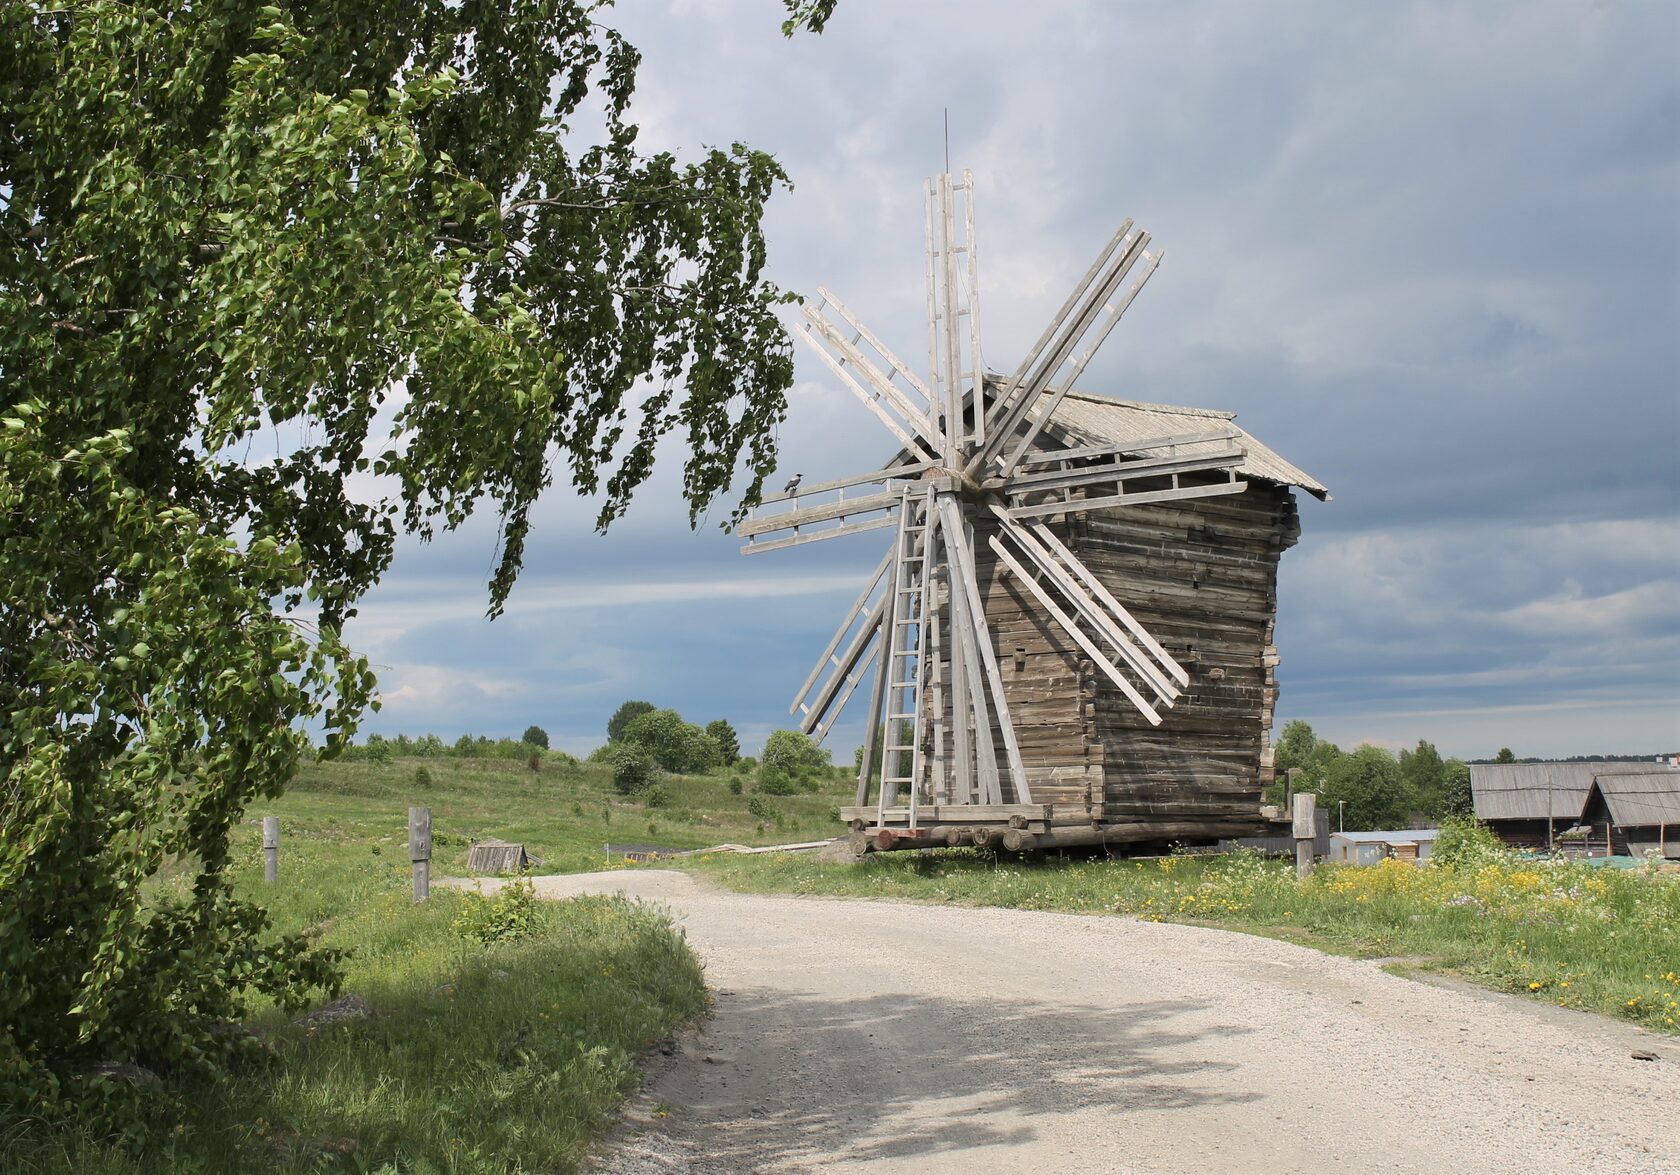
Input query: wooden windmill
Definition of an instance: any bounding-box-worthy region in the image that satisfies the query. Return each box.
[741,171,1325,853]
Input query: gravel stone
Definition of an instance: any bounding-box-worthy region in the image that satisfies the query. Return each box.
[508,870,1680,1175]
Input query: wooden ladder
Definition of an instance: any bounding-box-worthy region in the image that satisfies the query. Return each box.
[878,484,936,827]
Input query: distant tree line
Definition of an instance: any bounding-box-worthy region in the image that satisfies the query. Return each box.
[337,730,565,763]
[1270,720,1473,831]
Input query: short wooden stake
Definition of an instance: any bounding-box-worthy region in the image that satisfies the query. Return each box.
[262,816,280,884]
[1293,792,1317,880]
[409,806,432,902]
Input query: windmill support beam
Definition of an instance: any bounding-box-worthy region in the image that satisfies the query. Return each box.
[991,511,1180,704]
[739,489,903,538]
[939,496,1030,803]
[1008,427,1243,471]
[969,228,1154,478]
[989,535,1164,726]
[797,599,887,738]
[1020,516,1191,689]
[740,514,899,555]
[795,312,940,459]
[1001,445,1246,497]
[979,218,1133,454]
[1006,476,1247,521]
[755,459,937,508]
[997,247,1163,476]
[790,545,893,717]
[801,301,940,445]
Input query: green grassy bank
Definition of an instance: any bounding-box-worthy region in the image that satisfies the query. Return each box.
[4,748,842,1173]
[683,846,1680,1034]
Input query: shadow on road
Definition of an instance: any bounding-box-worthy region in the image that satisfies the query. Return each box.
[629,983,1261,1171]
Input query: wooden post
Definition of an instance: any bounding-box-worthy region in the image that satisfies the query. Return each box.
[409,806,432,902]
[262,816,280,884]
[1293,792,1317,880]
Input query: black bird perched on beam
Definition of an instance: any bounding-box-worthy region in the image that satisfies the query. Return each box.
[782,473,802,496]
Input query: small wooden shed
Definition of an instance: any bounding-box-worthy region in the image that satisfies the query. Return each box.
[1579,773,1680,859]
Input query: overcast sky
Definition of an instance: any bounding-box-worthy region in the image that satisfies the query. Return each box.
[346,0,1680,762]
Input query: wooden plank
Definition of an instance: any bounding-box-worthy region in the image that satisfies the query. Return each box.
[973,218,1133,461]
[1003,445,1245,495]
[409,806,431,903]
[961,168,986,450]
[998,244,1161,475]
[854,637,888,809]
[739,488,902,538]
[988,535,1162,725]
[740,514,898,555]
[992,510,1182,703]
[798,603,885,737]
[938,171,964,464]
[974,230,1149,475]
[803,300,939,444]
[816,284,934,404]
[795,315,937,458]
[842,804,1051,823]
[1006,479,1248,521]
[938,499,1004,806]
[1011,427,1243,469]
[754,458,935,508]
[791,544,893,715]
[1023,517,1191,689]
[943,512,978,805]
[262,816,279,884]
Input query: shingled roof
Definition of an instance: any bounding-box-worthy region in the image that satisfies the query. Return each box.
[1593,773,1680,827]
[1049,390,1331,501]
[1470,762,1668,822]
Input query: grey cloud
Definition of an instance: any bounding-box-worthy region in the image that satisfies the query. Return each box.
[346,0,1677,759]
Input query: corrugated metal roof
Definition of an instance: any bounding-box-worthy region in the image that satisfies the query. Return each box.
[1047,390,1331,500]
[1470,762,1668,821]
[1596,773,1680,826]
[1329,830,1441,843]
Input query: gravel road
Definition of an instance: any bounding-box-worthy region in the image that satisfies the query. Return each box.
[500,870,1677,1174]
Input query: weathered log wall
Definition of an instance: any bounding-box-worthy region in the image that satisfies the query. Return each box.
[1085,485,1298,827]
[962,482,1299,833]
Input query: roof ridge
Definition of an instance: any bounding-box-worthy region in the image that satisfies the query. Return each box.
[1058,388,1237,420]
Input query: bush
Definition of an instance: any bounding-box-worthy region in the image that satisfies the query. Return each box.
[607,700,656,743]
[642,784,671,809]
[1432,815,1509,868]
[602,744,656,796]
[621,709,721,774]
[761,729,829,777]
[415,766,433,789]
[747,795,777,822]
[727,778,743,795]
[453,875,543,945]
[757,767,797,796]
[521,725,550,749]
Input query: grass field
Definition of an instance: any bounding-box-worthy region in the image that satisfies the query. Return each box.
[8,751,851,1173]
[684,845,1680,1034]
[275,750,855,874]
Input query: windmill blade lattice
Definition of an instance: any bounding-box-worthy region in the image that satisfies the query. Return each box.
[741,170,1249,836]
